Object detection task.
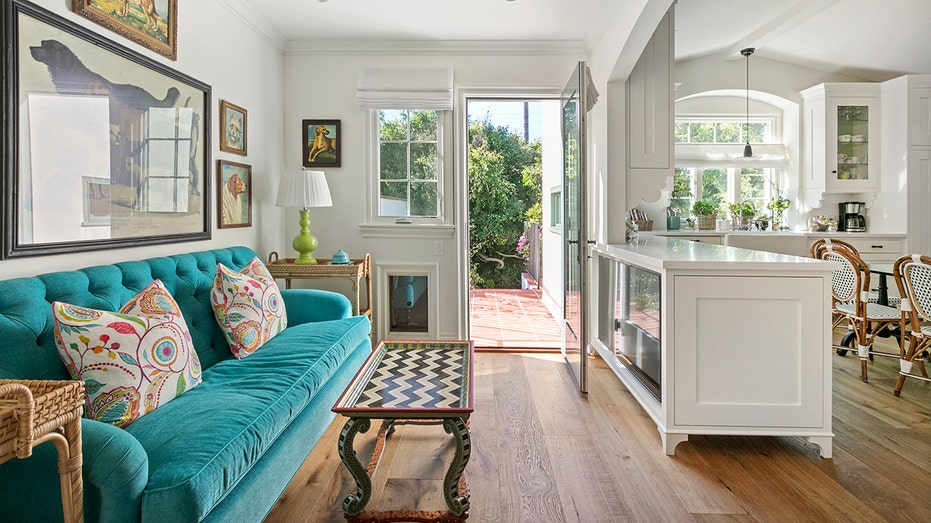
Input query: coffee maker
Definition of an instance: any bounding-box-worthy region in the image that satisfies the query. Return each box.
[838,201,866,232]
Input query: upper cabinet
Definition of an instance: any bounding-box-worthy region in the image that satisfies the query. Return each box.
[626,9,674,207]
[800,83,881,195]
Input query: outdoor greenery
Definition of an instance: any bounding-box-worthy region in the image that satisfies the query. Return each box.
[670,168,693,216]
[468,119,542,289]
[379,110,438,216]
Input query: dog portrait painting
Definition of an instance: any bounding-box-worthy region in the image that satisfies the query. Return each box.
[73,0,178,60]
[5,2,210,257]
[302,119,341,168]
[217,160,251,228]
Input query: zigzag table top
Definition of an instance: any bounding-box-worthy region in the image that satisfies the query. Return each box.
[333,341,474,418]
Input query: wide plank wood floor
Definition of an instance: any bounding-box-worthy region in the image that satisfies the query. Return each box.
[266,331,931,522]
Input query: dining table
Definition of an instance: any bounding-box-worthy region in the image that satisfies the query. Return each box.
[869,262,895,307]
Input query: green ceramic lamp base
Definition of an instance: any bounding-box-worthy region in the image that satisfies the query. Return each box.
[292,209,319,265]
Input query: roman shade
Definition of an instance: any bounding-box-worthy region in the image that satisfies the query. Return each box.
[675,143,789,168]
[356,66,454,110]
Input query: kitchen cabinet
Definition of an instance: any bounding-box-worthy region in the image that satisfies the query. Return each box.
[592,239,834,458]
[801,83,881,194]
[882,74,931,255]
[626,8,674,209]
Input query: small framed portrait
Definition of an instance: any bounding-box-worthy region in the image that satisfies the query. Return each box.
[73,0,179,60]
[302,119,341,168]
[217,160,251,228]
[220,100,247,156]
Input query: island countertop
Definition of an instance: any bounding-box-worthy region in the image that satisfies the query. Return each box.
[595,237,838,273]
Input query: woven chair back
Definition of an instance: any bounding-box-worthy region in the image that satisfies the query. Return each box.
[898,255,931,322]
[823,250,860,303]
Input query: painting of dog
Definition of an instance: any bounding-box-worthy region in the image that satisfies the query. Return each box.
[73,0,178,60]
[217,160,252,228]
[7,3,210,256]
[302,119,341,168]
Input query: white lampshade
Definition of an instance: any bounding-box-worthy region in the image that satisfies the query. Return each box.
[276,170,333,208]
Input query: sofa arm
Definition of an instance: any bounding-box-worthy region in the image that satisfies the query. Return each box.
[84,419,148,523]
[281,288,353,325]
[0,418,147,523]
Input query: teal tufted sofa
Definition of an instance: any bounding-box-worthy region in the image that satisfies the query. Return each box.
[0,246,372,522]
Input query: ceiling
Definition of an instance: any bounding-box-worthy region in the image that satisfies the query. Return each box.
[237,0,931,82]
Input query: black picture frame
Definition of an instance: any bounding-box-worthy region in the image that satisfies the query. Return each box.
[302,119,341,168]
[1,0,211,259]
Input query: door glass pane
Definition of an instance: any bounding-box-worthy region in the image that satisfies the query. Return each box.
[837,105,869,181]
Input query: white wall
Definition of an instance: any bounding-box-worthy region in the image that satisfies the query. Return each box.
[2,0,285,279]
[281,43,583,340]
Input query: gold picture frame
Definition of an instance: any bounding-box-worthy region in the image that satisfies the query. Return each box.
[217,160,252,229]
[72,0,178,60]
[219,100,248,156]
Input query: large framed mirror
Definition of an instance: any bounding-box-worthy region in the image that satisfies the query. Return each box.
[2,0,211,258]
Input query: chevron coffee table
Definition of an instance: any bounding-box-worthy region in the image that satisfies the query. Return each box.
[332,340,474,522]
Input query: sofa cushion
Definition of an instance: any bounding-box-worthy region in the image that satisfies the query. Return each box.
[52,280,203,427]
[124,315,370,521]
[210,258,288,359]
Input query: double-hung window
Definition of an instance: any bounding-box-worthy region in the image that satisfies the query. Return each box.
[357,66,453,228]
[674,117,784,213]
[377,109,440,218]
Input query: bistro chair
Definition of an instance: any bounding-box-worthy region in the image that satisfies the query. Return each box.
[817,244,900,381]
[810,238,900,307]
[892,254,931,395]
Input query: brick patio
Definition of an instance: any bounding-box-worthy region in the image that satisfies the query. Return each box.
[469,287,562,350]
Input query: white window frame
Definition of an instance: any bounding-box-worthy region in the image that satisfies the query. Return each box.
[361,108,454,238]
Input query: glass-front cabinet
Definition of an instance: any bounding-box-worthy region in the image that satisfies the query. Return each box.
[800,83,881,194]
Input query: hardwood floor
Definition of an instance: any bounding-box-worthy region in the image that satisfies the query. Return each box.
[266,331,931,522]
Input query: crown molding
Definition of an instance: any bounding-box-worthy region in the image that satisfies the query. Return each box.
[215,0,288,51]
[285,39,588,57]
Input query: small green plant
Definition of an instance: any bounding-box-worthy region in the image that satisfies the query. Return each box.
[692,200,717,216]
[728,201,755,218]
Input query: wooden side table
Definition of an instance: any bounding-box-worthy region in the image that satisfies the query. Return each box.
[266,252,372,319]
[0,379,85,523]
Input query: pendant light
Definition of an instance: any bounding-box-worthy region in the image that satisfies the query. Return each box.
[741,47,756,158]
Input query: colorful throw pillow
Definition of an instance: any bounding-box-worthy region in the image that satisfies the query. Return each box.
[210,257,288,359]
[52,280,202,428]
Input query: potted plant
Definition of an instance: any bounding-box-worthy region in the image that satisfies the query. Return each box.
[728,201,756,230]
[692,200,717,230]
[667,170,692,230]
[767,195,791,231]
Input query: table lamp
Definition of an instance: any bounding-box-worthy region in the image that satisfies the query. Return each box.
[276,169,332,264]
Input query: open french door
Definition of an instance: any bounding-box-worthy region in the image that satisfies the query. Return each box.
[561,62,596,393]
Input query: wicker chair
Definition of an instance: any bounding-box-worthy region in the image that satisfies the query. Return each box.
[810,238,901,307]
[892,254,931,395]
[817,244,901,381]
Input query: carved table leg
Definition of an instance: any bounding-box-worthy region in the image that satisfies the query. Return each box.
[337,417,371,517]
[442,417,471,517]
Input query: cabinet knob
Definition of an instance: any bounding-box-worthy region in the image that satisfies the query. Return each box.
[831,170,837,174]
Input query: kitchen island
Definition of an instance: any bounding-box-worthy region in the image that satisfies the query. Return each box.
[593,237,838,457]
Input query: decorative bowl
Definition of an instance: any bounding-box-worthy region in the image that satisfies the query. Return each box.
[331,249,351,264]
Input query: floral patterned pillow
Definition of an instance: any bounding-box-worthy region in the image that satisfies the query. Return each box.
[52,280,203,428]
[210,257,288,359]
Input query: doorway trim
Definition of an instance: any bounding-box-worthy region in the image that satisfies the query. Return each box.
[454,86,563,341]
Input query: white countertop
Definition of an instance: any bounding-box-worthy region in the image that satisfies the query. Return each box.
[595,237,839,272]
[647,230,905,238]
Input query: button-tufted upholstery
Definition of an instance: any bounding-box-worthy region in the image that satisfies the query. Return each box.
[0,246,372,522]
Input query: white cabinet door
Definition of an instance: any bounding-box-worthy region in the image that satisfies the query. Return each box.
[673,275,826,428]
[825,95,881,192]
[627,11,672,170]
[909,87,931,146]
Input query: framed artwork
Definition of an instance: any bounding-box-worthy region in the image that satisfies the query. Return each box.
[2,0,211,259]
[219,100,247,156]
[217,160,252,229]
[72,0,178,61]
[302,119,341,168]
